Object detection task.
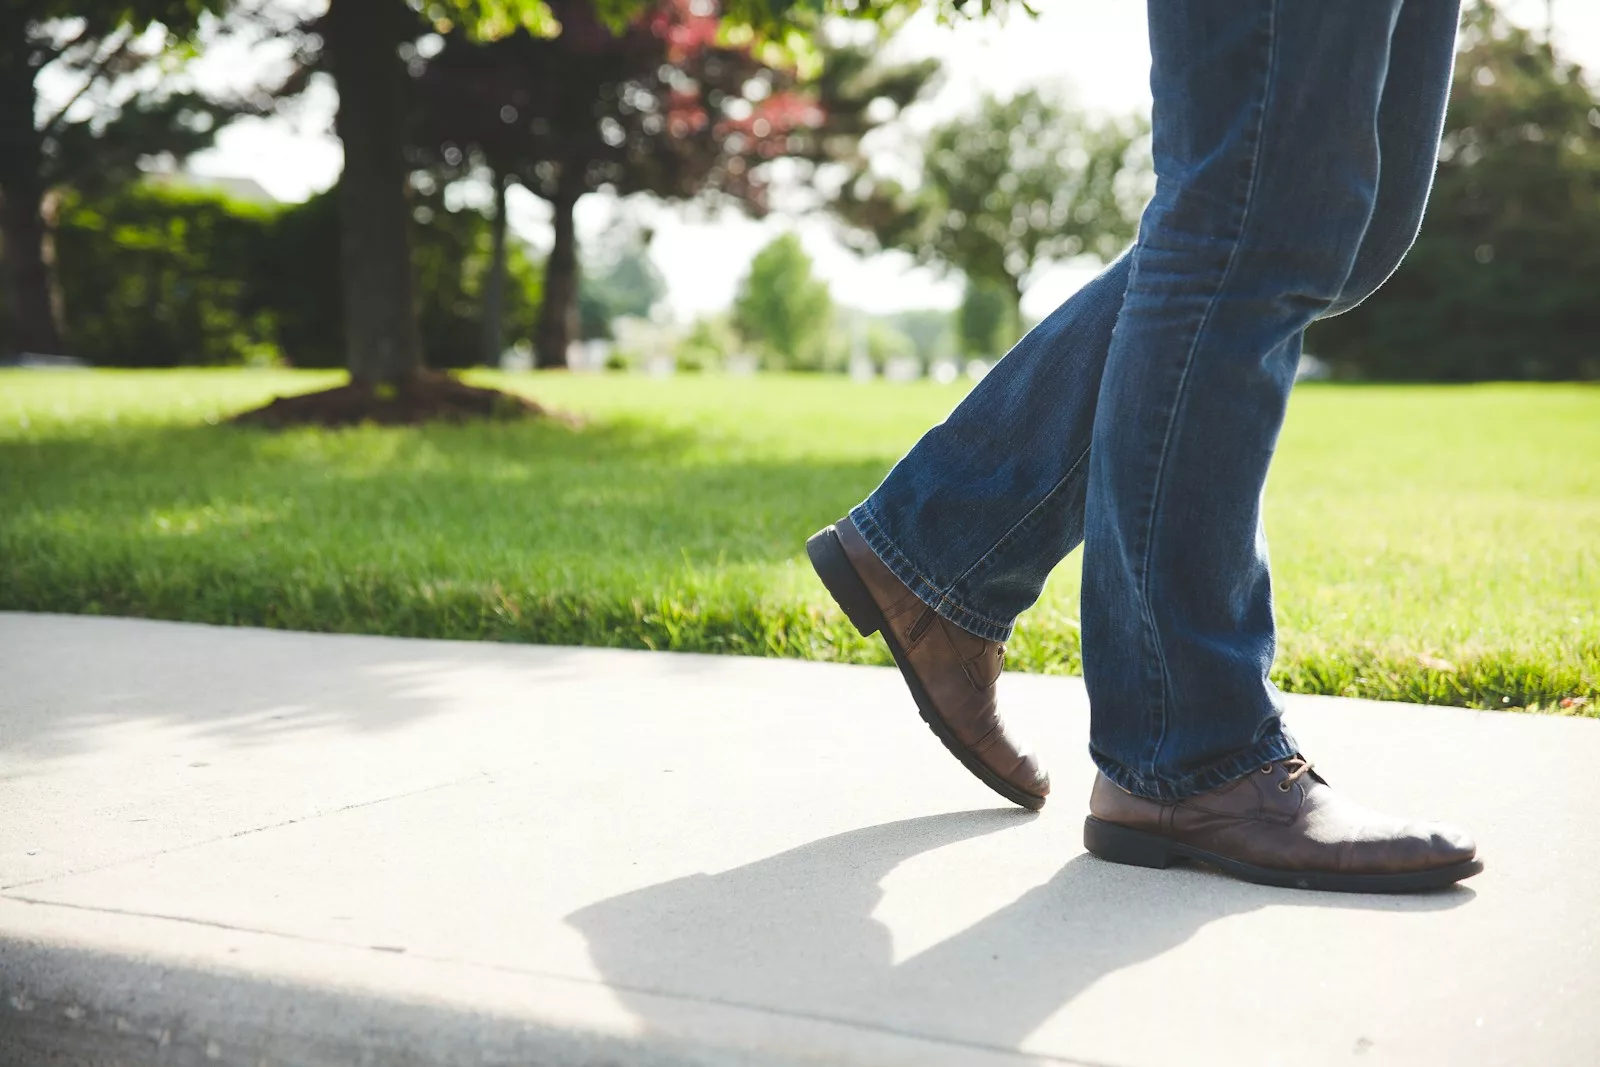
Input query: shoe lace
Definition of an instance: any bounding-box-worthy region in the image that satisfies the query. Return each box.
[1262,756,1315,791]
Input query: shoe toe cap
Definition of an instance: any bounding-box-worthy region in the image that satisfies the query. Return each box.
[1426,823,1477,865]
[1015,753,1050,799]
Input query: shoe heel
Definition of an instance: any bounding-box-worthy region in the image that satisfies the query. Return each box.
[1084,816,1174,870]
[805,525,882,637]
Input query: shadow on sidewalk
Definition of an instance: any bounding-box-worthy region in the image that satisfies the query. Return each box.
[0,614,753,759]
[1,807,1477,1066]
[567,808,1473,1059]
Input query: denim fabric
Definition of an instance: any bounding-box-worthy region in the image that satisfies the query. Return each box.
[850,0,1460,801]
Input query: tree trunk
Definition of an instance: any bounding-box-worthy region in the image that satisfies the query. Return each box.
[326,0,423,387]
[481,169,509,368]
[1001,274,1025,350]
[534,185,581,370]
[0,178,64,356]
[0,18,65,357]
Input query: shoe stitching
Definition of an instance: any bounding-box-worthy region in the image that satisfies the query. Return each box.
[905,605,938,648]
[969,720,1004,755]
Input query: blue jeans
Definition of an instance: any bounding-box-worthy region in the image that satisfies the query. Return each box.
[850,0,1461,801]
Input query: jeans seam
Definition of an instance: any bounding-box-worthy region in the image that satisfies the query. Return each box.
[1134,0,1280,781]
[945,443,1092,605]
[1091,724,1298,802]
[1318,3,1410,320]
[850,504,1015,642]
[851,503,944,599]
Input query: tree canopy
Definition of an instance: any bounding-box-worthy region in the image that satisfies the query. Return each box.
[956,275,1017,358]
[411,0,833,365]
[1,0,240,355]
[838,87,1147,322]
[1308,0,1600,380]
[733,231,832,369]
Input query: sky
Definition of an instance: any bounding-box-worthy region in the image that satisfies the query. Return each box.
[48,0,1600,322]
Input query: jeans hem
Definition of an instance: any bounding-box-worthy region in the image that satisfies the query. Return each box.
[1090,724,1299,802]
[848,503,1015,644]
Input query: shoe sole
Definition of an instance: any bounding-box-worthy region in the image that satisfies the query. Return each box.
[807,523,1047,812]
[1083,815,1484,893]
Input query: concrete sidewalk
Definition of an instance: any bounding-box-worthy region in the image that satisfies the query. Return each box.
[1,613,1595,1067]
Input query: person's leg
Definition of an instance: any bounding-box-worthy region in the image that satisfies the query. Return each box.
[812,0,1466,828]
[849,1,1458,648]
[807,255,1129,809]
[1327,0,1462,318]
[1079,0,1476,891]
[848,255,1130,644]
[1082,0,1457,800]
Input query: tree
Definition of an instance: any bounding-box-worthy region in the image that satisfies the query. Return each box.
[247,0,1005,421]
[886,307,954,367]
[956,275,1017,358]
[863,319,914,370]
[783,39,939,207]
[0,1,236,357]
[411,4,936,369]
[322,0,427,389]
[840,88,1146,326]
[412,1,822,368]
[580,235,667,340]
[233,0,543,422]
[1307,0,1600,380]
[247,181,545,371]
[733,231,832,369]
[672,313,737,371]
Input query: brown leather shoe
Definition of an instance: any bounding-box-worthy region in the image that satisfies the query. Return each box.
[806,519,1049,810]
[1085,756,1481,892]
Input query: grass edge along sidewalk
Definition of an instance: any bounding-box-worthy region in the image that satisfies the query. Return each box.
[1,369,1595,715]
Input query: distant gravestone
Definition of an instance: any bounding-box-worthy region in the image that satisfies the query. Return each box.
[500,343,533,373]
[0,353,90,370]
[725,353,759,377]
[568,340,609,374]
[884,356,921,383]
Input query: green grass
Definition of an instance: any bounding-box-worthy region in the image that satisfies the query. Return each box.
[1,369,1596,714]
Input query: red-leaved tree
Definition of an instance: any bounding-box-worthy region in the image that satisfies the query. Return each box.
[412,0,828,367]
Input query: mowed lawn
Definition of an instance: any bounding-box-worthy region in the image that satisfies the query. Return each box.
[1,369,1595,714]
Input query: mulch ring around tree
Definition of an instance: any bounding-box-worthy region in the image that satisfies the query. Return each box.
[230,374,578,429]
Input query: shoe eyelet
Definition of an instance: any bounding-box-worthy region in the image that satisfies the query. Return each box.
[1278,781,1292,792]
[1260,764,1274,774]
